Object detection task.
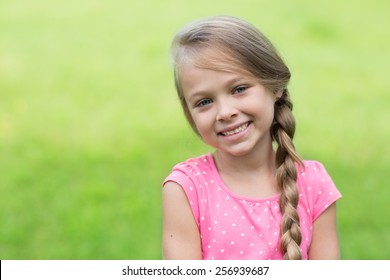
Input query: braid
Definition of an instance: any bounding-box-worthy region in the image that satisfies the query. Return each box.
[271,89,303,260]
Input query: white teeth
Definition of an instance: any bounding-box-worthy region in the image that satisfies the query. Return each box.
[221,122,249,136]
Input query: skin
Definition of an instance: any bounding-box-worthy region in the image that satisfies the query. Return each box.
[162,181,202,259]
[308,203,340,259]
[162,63,340,259]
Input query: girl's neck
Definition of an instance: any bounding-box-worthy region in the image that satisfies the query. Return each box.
[213,143,276,175]
[212,145,279,198]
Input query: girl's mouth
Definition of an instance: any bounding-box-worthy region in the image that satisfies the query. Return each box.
[218,122,251,137]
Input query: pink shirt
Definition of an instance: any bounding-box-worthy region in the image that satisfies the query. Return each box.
[163,153,342,260]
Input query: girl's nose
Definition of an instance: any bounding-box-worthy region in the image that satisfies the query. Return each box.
[216,99,238,121]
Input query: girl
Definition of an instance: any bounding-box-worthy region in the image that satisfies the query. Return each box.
[162,16,342,260]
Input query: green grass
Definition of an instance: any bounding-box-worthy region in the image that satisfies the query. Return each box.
[1,0,389,259]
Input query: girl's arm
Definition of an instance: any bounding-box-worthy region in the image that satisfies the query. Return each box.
[162,181,202,259]
[308,203,340,259]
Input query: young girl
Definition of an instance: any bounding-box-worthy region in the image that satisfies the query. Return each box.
[162,15,342,260]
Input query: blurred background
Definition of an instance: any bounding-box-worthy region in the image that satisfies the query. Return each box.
[1,0,389,259]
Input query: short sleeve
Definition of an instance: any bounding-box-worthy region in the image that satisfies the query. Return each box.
[163,169,200,226]
[301,161,342,221]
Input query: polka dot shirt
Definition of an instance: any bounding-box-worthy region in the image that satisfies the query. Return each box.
[163,153,342,260]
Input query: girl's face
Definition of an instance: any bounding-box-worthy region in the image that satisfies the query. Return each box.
[179,63,279,158]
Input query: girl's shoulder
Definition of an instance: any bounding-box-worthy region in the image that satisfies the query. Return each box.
[299,160,328,175]
[171,153,214,175]
[297,160,338,184]
[163,153,215,187]
[297,160,342,220]
[297,159,336,189]
[163,154,215,226]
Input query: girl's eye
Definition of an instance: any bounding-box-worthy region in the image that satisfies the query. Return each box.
[234,86,248,94]
[196,99,213,108]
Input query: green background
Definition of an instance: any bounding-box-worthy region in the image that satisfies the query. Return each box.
[1,0,389,259]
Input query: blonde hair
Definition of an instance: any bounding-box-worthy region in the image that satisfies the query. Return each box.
[171,16,303,260]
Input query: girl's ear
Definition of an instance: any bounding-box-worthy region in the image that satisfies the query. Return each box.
[274,89,283,101]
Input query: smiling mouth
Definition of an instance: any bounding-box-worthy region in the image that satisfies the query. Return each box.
[219,122,250,136]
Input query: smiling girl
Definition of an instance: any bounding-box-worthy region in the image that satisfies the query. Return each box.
[162,16,342,260]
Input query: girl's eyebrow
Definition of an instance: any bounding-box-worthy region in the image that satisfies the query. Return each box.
[187,76,246,102]
[187,90,210,103]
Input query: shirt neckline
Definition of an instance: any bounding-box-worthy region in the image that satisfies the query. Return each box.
[205,153,281,203]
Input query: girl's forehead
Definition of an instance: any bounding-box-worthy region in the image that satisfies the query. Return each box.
[180,62,253,81]
[177,47,253,78]
[180,63,235,82]
[187,46,234,67]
